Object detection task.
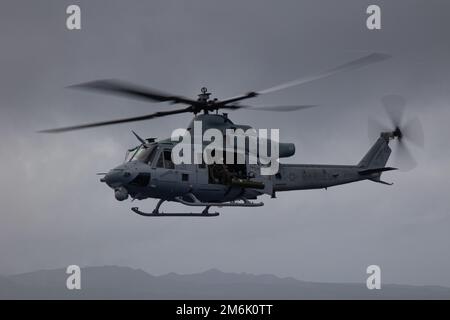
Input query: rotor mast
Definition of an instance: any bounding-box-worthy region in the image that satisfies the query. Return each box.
[197,87,217,114]
[197,87,211,103]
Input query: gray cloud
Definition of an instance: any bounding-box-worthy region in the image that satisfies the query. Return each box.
[0,0,449,287]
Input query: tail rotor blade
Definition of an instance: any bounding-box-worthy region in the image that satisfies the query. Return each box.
[371,95,423,171]
[402,116,425,148]
[382,95,406,128]
[395,140,417,171]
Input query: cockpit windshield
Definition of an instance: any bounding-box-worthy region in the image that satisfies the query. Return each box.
[124,146,139,163]
[124,144,157,164]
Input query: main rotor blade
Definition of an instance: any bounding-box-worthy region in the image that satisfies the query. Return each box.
[38,107,192,133]
[224,104,318,112]
[218,92,259,106]
[259,53,390,94]
[68,79,200,106]
[219,53,390,105]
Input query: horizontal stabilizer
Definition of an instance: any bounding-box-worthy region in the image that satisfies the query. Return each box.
[358,167,397,175]
[368,178,394,186]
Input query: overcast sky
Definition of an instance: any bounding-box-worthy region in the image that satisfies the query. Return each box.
[1,0,449,287]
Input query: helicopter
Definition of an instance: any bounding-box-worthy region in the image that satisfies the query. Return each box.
[39,53,424,217]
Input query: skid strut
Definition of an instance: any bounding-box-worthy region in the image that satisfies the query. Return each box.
[175,193,264,207]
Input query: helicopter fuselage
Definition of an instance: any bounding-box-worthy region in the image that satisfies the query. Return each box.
[101,122,396,209]
[37,54,399,215]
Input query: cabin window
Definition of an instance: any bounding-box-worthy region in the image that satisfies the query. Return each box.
[182,173,189,181]
[163,150,175,169]
[156,152,164,168]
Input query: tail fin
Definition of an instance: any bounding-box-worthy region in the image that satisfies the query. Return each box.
[358,136,392,169]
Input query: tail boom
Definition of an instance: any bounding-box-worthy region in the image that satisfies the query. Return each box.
[269,134,396,193]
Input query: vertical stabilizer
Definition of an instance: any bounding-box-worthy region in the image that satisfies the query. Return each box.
[358,136,392,169]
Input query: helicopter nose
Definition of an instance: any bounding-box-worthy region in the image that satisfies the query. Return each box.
[101,167,131,188]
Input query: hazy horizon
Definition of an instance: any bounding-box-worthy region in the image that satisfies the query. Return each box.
[2,265,450,299]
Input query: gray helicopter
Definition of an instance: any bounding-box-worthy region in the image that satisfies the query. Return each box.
[39,53,424,217]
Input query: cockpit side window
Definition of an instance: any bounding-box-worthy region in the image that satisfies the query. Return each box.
[154,149,175,169]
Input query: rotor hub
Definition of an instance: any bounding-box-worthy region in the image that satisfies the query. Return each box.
[393,127,403,140]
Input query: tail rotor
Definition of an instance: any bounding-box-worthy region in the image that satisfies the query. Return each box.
[369,95,424,171]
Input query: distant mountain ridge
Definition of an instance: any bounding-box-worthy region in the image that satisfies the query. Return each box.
[1,266,449,299]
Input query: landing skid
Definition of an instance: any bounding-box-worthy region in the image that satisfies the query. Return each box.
[131,194,263,217]
[132,199,219,217]
[131,207,219,217]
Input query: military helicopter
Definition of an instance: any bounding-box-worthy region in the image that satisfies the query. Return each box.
[39,53,424,217]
